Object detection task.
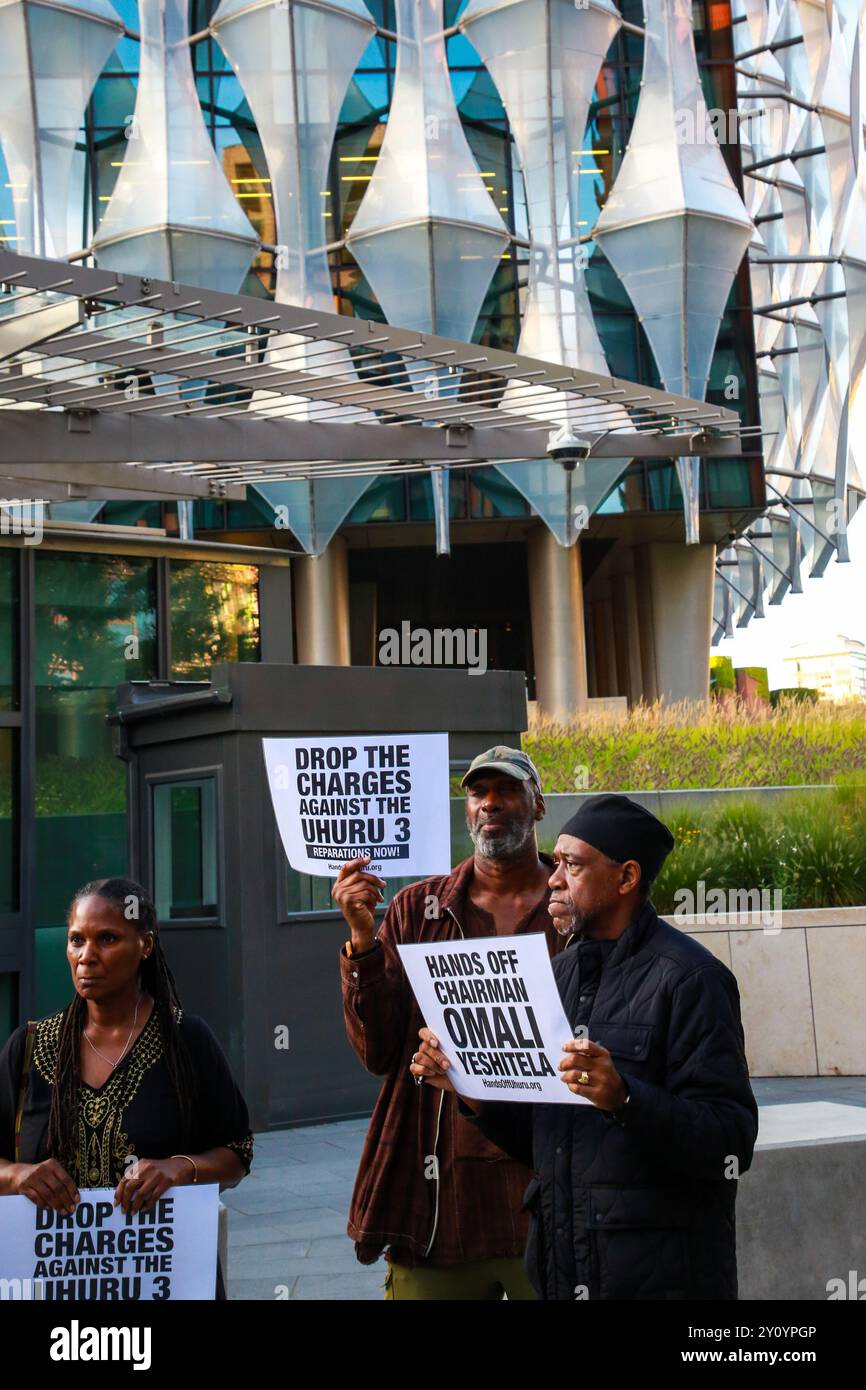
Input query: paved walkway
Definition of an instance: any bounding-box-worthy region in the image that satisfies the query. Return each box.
[223,1078,866,1300]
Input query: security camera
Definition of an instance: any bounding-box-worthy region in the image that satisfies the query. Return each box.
[547,426,593,471]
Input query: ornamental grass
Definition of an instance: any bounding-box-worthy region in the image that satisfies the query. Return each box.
[523,698,866,792]
[535,779,866,911]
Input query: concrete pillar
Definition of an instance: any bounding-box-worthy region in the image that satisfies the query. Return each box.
[633,542,715,703]
[526,526,588,717]
[293,535,351,665]
[591,582,619,697]
[611,570,644,707]
[585,600,598,699]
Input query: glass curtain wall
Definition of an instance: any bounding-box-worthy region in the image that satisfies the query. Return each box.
[33,553,158,1012]
[29,553,260,1013]
[0,551,20,1037]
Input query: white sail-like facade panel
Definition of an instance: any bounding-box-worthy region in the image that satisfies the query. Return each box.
[92,0,258,291]
[342,0,510,554]
[594,0,753,399]
[0,0,122,257]
[459,0,630,545]
[212,0,375,309]
[346,0,509,338]
[212,0,377,554]
[460,0,620,370]
[595,0,753,543]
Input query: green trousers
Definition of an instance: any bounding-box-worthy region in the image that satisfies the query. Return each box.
[384,1255,537,1301]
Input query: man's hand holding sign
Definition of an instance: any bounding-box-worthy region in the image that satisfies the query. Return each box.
[410,1030,629,1111]
[411,794,758,1302]
[332,856,386,953]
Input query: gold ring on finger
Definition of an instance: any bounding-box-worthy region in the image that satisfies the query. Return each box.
[578,1070,590,1085]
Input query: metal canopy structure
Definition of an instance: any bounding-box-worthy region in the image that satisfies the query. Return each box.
[0,249,752,503]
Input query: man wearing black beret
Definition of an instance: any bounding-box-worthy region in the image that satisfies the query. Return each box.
[411,792,758,1300]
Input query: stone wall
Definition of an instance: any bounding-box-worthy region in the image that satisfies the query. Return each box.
[665,908,866,1076]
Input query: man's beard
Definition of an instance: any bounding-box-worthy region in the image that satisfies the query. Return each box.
[549,896,599,937]
[469,814,535,861]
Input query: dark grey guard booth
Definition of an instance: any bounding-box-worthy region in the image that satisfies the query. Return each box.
[111,663,528,1131]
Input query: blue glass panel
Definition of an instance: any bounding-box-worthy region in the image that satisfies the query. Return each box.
[212,72,245,114]
[110,0,138,28]
[345,476,406,523]
[0,144,15,246]
[470,468,529,518]
[90,73,139,131]
[456,66,505,123]
[358,35,385,68]
[111,34,141,69]
[647,464,684,511]
[597,465,646,513]
[351,71,389,111]
[706,460,753,508]
[450,70,475,105]
[446,32,479,66]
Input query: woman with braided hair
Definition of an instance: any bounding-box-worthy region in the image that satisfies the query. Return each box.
[0,876,252,1292]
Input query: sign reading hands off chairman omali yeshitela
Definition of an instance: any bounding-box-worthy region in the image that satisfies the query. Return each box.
[398,934,591,1105]
[263,733,451,878]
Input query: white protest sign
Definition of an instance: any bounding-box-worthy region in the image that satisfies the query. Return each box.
[397,933,590,1105]
[0,1184,219,1301]
[263,732,451,877]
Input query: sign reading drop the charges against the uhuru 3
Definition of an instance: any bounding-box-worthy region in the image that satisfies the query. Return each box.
[0,1185,219,1300]
[397,934,590,1106]
[263,733,451,878]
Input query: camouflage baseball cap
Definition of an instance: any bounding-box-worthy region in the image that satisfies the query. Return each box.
[461,745,543,794]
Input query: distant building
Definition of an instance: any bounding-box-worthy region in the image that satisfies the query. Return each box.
[782,637,866,702]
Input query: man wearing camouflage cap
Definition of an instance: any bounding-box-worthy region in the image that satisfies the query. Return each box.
[333,746,563,1299]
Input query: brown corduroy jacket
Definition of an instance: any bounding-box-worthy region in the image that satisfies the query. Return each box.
[340,854,561,1266]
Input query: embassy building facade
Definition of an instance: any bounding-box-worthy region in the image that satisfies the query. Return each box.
[0,0,864,1032]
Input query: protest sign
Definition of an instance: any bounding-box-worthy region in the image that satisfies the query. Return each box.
[397,933,590,1105]
[0,1184,219,1301]
[263,732,450,877]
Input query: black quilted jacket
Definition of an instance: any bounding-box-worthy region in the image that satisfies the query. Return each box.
[468,900,758,1300]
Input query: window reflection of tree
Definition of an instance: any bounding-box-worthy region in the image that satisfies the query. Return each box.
[169,562,260,679]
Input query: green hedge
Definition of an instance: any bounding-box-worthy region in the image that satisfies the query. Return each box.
[537,781,866,912]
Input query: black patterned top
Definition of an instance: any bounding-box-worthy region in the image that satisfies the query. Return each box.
[0,1005,254,1187]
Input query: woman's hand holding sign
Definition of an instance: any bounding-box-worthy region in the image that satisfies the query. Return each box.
[332,855,386,953]
[114,1157,191,1216]
[12,1157,79,1214]
[559,1038,628,1111]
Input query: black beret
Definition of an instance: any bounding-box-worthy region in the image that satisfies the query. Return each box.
[558,794,675,885]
